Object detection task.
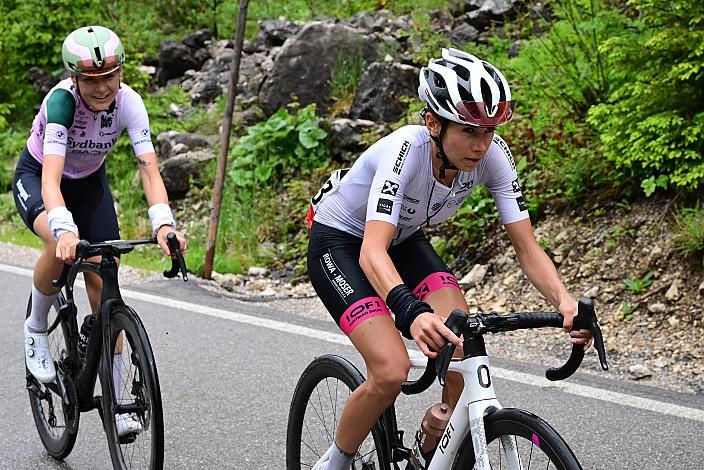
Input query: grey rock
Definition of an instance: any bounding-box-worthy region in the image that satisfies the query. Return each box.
[460,264,488,288]
[349,62,420,123]
[628,364,653,380]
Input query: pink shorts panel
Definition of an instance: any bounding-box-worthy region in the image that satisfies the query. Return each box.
[339,296,390,336]
[412,272,461,301]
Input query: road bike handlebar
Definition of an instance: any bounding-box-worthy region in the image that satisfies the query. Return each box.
[401,298,609,395]
[52,232,188,290]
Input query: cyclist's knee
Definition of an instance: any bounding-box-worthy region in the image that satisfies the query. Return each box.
[366,359,410,400]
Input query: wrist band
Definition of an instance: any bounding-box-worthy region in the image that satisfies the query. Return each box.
[47,206,78,240]
[386,284,433,339]
[148,203,176,235]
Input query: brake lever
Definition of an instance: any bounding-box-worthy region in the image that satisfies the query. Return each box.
[545,298,608,381]
[437,309,466,386]
[163,232,188,281]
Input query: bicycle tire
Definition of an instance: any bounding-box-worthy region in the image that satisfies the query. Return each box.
[286,354,390,470]
[25,293,79,459]
[452,408,582,469]
[100,305,164,470]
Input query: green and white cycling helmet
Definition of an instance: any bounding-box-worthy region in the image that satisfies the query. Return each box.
[62,25,125,77]
[418,48,514,127]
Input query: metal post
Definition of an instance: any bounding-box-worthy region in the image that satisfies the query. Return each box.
[203,0,250,279]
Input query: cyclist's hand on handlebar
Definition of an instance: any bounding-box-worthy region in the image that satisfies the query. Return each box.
[55,231,80,264]
[156,226,187,256]
[559,297,593,351]
[410,312,462,359]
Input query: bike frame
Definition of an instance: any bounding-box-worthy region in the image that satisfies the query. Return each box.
[405,352,524,470]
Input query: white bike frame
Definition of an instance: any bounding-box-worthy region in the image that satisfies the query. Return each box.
[409,356,524,470]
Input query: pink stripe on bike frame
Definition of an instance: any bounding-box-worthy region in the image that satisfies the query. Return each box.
[412,272,461,301]
[339,297,390,336]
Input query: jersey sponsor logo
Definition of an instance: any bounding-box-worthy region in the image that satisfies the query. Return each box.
[516,195,527,211]
[511,178,522,193]
[446,198,464,208]
[455,179,473,194]
[377,198,393,215]
[393,140,410,174]
[140,128,150,137]
[56,130,66,139]
[431,202,444,211]
[67,136,118,150]
[493,136,515,170]
[399,215,412,222]
[401,204,416,214]
[99,130,118,137]
[100,115,113,128]
[403,194,420,204]
[381,180,399,196]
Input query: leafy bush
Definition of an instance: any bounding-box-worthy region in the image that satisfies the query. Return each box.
[587,0,704,192]
[228,104,329,188]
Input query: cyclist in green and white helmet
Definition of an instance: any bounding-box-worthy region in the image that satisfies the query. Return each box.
[62,25,125,76]
[15,25,186,438]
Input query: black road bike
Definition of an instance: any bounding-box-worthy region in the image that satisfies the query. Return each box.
[25,233,187,469]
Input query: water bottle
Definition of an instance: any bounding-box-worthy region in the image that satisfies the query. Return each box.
[78,314,96,362]
[410,403,452,469]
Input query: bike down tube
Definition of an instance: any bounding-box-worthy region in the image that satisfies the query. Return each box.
[409,356,503,470]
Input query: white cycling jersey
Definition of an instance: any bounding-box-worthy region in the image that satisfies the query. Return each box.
[313,125,528,244]
[26,78,155,179]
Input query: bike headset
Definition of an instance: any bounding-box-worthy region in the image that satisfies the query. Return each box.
[417,48,515,179]
[61,25,125,112]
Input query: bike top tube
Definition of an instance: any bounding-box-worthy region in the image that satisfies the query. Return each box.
[401,298,609,395]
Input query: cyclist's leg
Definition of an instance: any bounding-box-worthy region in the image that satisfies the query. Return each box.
[308,222,410,460]
[64,162,121,313]
[14,150,62,382]
[389,229,467,406]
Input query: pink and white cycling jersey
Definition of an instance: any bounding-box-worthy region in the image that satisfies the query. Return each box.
[26,78,155,179]
[313,125,529,244]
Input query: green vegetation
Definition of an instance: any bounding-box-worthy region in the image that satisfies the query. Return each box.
[672,205,704,259]
[1,0,703,276]
[624,271,654,294]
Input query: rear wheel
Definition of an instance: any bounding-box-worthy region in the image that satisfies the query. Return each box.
[286,354,389,470]
[101,305,163,470]
[26,293,79,459]
[452,408,582,469]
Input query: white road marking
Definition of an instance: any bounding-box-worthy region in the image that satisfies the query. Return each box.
[3,262,703,423]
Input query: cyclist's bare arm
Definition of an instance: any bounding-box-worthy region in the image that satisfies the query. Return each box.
[135,151,187,255]
[504,218,592,347]
[361,220,460,356]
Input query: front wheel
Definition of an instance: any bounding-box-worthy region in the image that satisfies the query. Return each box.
[100,305,164,470]
[26,293,79,460]
[452,408,582,470]
[286,354,390,470]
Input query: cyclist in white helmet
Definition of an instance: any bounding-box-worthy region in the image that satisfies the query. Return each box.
[305,48,593,470]
[13,25,186,437]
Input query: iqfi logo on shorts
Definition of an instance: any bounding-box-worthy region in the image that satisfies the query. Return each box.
[382,180,399,196]
[516,196,527,211]
[377,198,393,215]
[393,140,410,174]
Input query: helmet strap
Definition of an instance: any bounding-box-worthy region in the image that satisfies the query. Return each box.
[429,119,457,179]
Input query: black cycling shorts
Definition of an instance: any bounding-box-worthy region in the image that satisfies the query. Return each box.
[307,221,461,335]
[13,146,120,242]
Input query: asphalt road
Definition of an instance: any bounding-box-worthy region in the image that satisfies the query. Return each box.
[1,264,703,469]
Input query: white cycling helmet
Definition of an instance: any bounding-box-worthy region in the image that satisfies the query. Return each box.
[418,48,514,127]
